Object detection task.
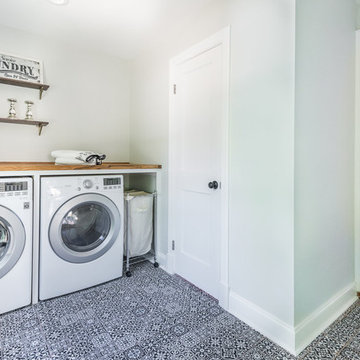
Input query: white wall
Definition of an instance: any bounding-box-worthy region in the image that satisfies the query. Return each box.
[0,25,130,162]
[294,0,356,326]
[1,0,352,354]
[130,0,356,354]
[130,53,171,254]
[129,0,227,255]
[227,0,295,328]
[130,0,296,328]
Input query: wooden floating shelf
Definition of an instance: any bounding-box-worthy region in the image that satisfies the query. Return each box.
[0,118,49,136]
[0,78,49,99]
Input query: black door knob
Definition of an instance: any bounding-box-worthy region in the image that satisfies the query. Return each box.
[208,181,219,190]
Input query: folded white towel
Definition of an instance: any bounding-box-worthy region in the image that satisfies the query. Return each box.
[51,150,106,164]
[55,157,96,165]
[51,150,86,158]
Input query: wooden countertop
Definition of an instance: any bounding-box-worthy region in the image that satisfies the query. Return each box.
[0,162,162,171]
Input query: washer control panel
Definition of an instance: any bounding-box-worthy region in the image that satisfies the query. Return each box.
[0,181,28,192]
[83,179,93,189]
[0,181,29,198]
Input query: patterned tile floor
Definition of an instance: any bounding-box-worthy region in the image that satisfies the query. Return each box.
[0,261,359,359]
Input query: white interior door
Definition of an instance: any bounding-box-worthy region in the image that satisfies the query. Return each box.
[169,29,229,301]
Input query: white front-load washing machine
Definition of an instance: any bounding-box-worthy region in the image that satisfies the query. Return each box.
[0,177,32,314]
[40,175,124,300]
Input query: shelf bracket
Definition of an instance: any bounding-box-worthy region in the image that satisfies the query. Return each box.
[39,86,44,100]
[37,124,44,136]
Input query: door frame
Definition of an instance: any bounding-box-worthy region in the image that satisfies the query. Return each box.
[168,26,230,309]
[355,30,360,293]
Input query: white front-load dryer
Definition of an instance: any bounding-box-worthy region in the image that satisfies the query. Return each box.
[0,177,32,314]
[40,175,124,300]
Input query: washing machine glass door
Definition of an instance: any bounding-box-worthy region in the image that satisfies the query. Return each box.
[0,221,10,261]
[61,203,111,252]
[49,193,120,263]
[0,207,26,279]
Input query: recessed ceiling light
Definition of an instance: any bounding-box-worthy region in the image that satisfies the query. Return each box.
[47,0,69,5]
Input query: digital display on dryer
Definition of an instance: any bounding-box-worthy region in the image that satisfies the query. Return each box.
[103,178,121,186]
[0,182,28,192]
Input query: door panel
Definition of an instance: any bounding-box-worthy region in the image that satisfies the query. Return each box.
[179,191,213,264]
[171,44,224,299]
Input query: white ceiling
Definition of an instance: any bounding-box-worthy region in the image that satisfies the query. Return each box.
[0,0,214,59]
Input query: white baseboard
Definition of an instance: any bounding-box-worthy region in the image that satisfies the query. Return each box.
[151,251,175,274]
[155,251,167,269]
[145,251,168,271]
[228,290,296,354]
[229,284,357,356]
[144,251,167,270]
[295,283,357,355]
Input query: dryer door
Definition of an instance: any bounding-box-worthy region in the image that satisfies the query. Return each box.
[49,193,121,263]
[0,206,26,279]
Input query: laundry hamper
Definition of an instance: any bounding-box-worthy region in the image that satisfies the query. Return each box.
[124,190,159,277]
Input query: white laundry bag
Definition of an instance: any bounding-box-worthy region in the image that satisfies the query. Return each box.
[124,190,153,257]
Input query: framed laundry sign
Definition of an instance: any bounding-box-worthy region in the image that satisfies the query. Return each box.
[0,53,43,83]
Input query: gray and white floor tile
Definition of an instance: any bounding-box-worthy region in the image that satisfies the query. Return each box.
[0,261,359,359]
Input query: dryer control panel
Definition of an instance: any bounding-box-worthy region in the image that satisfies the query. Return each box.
[43,175,123,197]
[79,177,122,190]
[78,176,122,191]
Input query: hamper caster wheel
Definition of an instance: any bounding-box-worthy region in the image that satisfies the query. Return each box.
[126,271,132,277]
[154,262,159,268]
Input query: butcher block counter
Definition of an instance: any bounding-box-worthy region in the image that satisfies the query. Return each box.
[0,162,162,171]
